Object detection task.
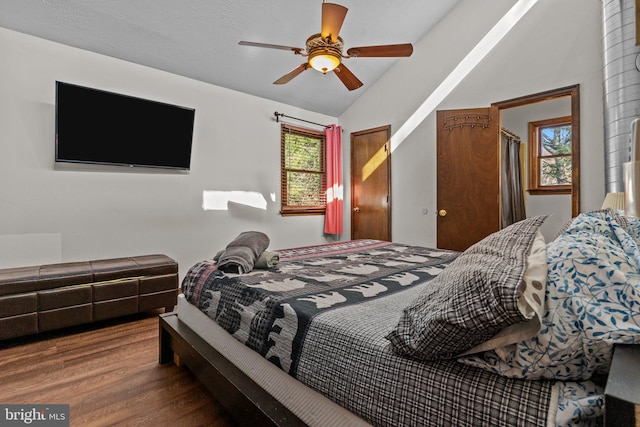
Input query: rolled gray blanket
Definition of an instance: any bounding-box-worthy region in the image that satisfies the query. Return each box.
[216,231,270,274]
[255,251,280,269]
[214,249,280,269]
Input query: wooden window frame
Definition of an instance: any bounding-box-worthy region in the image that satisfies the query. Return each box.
[280,124,326,216]
[528,116,572,195]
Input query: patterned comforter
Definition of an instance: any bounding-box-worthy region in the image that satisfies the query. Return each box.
[182,239,556,426]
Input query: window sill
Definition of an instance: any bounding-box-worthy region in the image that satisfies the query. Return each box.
[528,187,571,195]
[280,207,326,216]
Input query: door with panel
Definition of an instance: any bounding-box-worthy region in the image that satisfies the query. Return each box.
[351,126,391,241]
[436,107,500,251]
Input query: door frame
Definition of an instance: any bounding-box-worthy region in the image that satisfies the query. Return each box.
[493,84,580,217]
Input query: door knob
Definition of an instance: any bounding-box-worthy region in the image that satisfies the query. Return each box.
[438,209,447,217]
[353,207,360,212]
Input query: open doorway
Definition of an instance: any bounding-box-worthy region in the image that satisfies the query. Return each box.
[436,85,580,250]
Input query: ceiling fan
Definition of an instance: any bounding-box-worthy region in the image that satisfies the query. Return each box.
[238,2,414,91]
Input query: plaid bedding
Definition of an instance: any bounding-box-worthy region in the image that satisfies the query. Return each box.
[181,239,556,426]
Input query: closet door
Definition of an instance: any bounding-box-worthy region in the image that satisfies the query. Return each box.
[351,126,391,241]
[436,107,500,251]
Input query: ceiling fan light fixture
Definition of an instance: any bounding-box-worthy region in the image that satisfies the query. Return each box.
[238,7,413,89]
[308,50,341,74]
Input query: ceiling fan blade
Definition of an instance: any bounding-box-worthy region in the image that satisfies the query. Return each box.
[239,41,303,54]
[321,3,348,43]
[273,63,310,85]
[347,44,413,57]
[333,63,363,91]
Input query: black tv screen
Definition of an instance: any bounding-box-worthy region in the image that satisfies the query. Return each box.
[55,81,195,170]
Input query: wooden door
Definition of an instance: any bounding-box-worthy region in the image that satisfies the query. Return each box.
[351,126,391,241]
[436,107,500,251]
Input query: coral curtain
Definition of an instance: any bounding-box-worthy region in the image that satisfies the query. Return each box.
[500,131,526,228]
[324,124,343,234]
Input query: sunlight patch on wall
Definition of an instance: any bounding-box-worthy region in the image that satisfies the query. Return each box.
[362,145,388,182]
[203,190,268,211]
[390,0,539,152]
[326,184,343,203]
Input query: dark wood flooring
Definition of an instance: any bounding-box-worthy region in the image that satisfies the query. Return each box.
[0,312,239,427]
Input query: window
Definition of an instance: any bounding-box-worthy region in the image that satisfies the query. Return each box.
[280,124,326,215]
[528,116,572,194]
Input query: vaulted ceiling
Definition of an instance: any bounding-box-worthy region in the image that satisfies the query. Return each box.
[0,0,461,116]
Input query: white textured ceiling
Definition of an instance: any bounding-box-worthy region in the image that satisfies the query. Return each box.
[0,0,460,116]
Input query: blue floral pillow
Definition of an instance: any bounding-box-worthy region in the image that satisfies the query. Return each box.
[458,209,640,380]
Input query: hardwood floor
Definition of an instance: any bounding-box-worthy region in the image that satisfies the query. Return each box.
[0,312,239,427]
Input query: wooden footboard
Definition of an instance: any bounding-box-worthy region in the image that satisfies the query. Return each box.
[158,312,306,427]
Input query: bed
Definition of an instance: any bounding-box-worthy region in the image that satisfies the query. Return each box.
[159,209,640,426]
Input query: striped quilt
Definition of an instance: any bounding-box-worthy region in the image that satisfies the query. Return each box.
[181,239,556,426]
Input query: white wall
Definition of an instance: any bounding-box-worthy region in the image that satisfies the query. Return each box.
[0,0,607,274]
[339,0,605,247]
[0,27,338,274]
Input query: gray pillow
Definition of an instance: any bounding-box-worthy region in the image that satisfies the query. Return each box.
[386,215,546,360]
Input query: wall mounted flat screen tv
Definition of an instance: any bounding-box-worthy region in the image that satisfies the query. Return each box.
[55,81,195,170]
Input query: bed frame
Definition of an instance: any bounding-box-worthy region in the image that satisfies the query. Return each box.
[159,309,638,427]
[159,312,306,427]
